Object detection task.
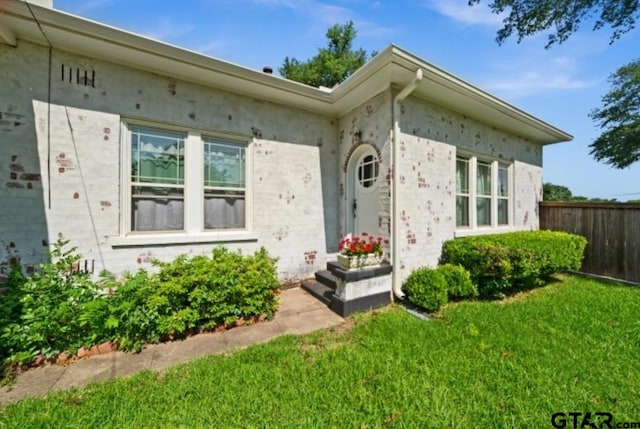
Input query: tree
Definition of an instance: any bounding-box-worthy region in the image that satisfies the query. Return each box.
[279,21,372,88]
[543,182,573,201]
[469,1,640,168]
[468,0,640,48]
[589,60,640,168]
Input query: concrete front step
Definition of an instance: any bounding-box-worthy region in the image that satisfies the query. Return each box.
[300,279,333,306]
[315,270,337,289]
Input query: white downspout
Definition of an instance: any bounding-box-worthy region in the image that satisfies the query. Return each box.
[391,68,423,300]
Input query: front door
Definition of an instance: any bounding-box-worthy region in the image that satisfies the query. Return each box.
[347,146,380,236]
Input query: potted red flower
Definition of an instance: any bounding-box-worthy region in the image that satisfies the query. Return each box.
[337,233,385,270]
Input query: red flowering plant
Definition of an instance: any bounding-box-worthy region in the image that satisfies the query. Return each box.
[339,232,385,257]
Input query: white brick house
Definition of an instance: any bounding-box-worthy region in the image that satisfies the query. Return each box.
[0,0,571,295]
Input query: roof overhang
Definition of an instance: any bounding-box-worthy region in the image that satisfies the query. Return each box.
[0,0,572,145]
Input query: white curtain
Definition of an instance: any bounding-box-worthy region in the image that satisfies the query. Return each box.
[204,197,245,229]
[476,163,491,226]
[456,159,469,226]
[134,199,184,231]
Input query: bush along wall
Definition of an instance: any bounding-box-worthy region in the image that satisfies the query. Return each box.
[401,263,478,313]
[0,240,280,379]
[402,231,587,313]
[440,230,587,298]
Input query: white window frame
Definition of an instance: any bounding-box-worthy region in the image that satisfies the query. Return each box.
[455,153,514,236]
[110,120,256,247]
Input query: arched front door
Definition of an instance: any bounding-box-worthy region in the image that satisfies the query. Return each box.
[346,145,380,237]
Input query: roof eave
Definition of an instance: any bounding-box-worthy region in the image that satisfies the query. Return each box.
[1,1,572,144]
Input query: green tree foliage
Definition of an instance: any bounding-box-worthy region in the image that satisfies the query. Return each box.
[469,1,640,168]
[589,59,640,169]
[543,182,574,201]
[279,21,372,88]
[468,0,640,48]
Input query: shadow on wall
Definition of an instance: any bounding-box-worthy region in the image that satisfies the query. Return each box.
[319,131,340,254]
[0,98,49,281]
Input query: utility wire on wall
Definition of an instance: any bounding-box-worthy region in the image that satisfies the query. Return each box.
[25,1,53,209]
[64,107,107,272]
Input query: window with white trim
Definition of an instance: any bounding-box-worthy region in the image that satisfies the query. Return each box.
[126,123,249,234]
[456,154,512,229]
[203,138,246,230]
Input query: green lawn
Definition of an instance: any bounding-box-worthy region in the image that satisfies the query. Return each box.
[1,275,639,428]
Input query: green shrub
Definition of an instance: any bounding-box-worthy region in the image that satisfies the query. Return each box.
[108,247,280,351]
[441,230,587,297]
[0,239,109,365]
[402,267,448,312]
[439,264,477,300]
[1,241,281,372]
[102,270,162,352]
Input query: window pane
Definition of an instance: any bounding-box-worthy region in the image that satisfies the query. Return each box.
[204,139,246,188]
[132,186,184,231]
[456,158,468,193]
[203,138,246,230]
[131,128,184,185]
[204,190,245,229]
[498,199,508,225]
[358,154,379,188]
[498,164,508,197]
[477,162,491,196]
[477,197,491,226]
[456,196,469,227]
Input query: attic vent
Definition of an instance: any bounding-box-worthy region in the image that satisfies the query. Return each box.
[61,64,96,87]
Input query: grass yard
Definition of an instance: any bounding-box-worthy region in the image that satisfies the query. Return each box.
[1,275,638,428]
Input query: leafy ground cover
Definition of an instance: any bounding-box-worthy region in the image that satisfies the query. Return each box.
[1,275,638,428]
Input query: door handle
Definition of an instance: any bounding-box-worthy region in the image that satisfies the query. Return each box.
[352,198,357,218]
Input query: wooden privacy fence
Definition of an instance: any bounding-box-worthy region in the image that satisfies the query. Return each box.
[539,201,640,283]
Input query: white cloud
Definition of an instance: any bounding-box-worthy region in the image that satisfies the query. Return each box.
[250,0,299,9]
[425,0,505,26]
[480,56,598,98]
[70,0,115,15]
[315,3,354,25]
[139,18,194,42]
[193,38,227,55]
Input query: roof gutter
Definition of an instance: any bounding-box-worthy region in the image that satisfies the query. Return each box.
[391,68,423,300]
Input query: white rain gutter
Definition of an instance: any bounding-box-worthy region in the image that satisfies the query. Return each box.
[391,68,423,300]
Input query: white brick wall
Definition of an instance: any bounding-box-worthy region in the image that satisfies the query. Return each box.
[1,41,338,282]
[0,41,546,285]
[393,95,544,281]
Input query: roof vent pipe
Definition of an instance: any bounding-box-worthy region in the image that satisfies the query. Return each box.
[262,66,273,74]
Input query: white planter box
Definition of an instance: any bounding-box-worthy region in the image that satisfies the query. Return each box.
[336,253,383,270]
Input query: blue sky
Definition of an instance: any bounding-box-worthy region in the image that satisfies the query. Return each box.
[53,0,640,200]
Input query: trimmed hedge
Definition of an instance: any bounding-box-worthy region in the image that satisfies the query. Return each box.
[439,263,478,300]
[105,247,280,351]
[1,242,280,374]
[441,230,587,297]
[402,267,448,312]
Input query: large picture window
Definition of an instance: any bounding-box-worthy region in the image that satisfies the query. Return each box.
[456,155,512,229]
[125,123,249,234]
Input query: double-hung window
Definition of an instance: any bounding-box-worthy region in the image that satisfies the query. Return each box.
[203,138,246,230]
[130,127,185,231]
[124,123,250,238]
[456,154,512,230]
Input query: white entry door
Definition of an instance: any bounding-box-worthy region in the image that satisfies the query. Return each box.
[347,146,380,236]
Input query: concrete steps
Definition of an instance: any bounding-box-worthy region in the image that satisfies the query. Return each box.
[301,269,338,306]
[301,261,393,317]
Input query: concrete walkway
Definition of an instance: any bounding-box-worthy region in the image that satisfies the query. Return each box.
[0,287,343,406]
